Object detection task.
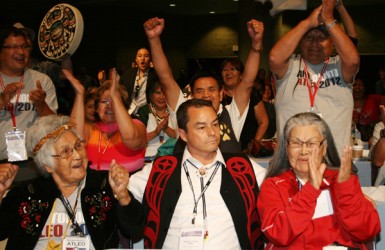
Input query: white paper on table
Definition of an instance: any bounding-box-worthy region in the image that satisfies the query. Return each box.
[361,186,385,202]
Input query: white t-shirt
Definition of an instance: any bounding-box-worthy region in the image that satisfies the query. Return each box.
[275,55,354,156]
[0,68,58,160]
[35,181,95,250]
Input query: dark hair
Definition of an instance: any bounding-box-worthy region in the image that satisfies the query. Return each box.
[263,84,273,100]
[304,26,330,39]
[84,92,96,105]
[133,47,151,64]
[177,99,214,131]
[266,112,340,179]
[0,25,27,49]
[145,77,161,104]
[189,70,223,95]
[220,58,244,74]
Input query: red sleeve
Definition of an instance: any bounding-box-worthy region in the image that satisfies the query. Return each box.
[333,175,381,241]
[257,176,321,246]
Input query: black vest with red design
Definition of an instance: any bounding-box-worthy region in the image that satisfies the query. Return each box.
[142,153,264,249]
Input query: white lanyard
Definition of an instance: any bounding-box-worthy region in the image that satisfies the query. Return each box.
[182,160,220,239]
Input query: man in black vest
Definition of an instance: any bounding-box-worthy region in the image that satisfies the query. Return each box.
[143,17,264,154]
[129,99,265,249]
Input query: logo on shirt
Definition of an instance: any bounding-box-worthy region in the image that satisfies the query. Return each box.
[40,211,88,238]
[296,69,341,88]
[1,93,36,116]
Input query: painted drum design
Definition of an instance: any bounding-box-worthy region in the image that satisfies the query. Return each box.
[38,3,84,61]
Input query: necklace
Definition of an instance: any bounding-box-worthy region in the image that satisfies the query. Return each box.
[187,159,218,178]
[97,131,112,170]
[149,102,169,124]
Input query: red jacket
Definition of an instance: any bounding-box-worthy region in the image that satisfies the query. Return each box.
[257,168,380,249]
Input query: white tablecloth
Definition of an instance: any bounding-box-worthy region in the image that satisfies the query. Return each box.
[362,186,385,249]
[354,159,372,187]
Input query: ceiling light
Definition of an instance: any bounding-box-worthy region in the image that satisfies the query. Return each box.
[209,11,215,14]
[169,3,176,7]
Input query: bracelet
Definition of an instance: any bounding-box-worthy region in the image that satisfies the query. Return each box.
[325,20,337,31]
[252,45,263,54]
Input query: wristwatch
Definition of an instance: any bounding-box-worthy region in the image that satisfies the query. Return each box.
[380,129,385,138]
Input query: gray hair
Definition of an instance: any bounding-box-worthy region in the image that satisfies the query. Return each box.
[26,115,81,176]
[265,112,340,179]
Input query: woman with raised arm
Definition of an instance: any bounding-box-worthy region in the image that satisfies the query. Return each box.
[65,69,146,172]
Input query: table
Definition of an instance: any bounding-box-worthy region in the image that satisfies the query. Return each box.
[354,158,372,187]
[375,201,385,250]
[251,156,270,168]
[362,186,385,249]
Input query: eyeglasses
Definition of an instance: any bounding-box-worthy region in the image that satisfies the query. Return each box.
[287,139,325,149]
[99,98,112,105]
[302,36,330,43]
[2,44,31,50]
[51,140,86,159]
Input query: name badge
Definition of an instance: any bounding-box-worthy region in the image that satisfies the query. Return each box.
[5,129,27,162]
[313,189,334,219]
[179,228,204,250]
[62,235,90,250]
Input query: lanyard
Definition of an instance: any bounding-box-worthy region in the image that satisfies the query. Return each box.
[59,180,84,236]
[183,160,220,239]
[47,200,71,246]
[0,73,24,130]
[132,69,149,100]
[302,57,329,110]
[97,131,112,170]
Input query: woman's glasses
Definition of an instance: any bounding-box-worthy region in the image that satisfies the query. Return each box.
[51,140,86,159]
[287,139,325,149]
[99,98,112,105]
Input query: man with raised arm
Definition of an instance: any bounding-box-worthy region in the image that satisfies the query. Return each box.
[269,0,359,156]
[144,17,264,153]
